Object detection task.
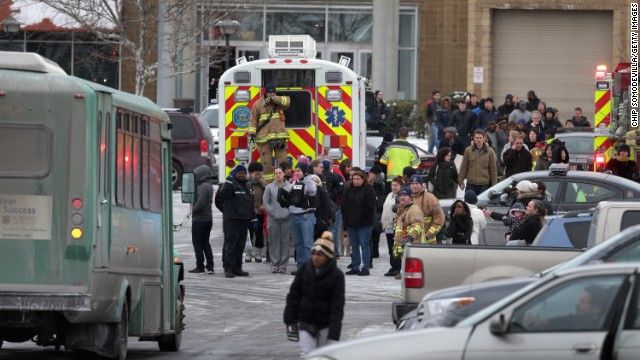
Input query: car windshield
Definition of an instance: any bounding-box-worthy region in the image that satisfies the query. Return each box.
[202,108,219,128]
[557,135,593,154]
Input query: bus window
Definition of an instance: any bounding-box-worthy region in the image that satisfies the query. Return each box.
[149,121,162,212]
[116,112,125,205]
[132,114,141,210]
[0,124,51,177]
[141,118,150,210]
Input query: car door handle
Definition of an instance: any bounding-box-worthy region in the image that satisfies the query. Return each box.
[572,343,596,354]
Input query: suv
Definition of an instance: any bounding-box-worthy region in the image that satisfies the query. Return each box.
[165,109,217,189]
[555,130,595,171]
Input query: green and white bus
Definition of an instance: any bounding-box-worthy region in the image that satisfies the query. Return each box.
[0,52,184,359]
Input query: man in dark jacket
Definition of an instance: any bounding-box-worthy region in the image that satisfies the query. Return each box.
[571,107,591,128]
[450,102,476,146]
[189,165,215,275]
[606,144,639,181]
[442,127,466,161]
[503,134,533,177]
[219,164,257,278]
[498,94,515,117]
[284,232,345,357]
[476,97,499,130]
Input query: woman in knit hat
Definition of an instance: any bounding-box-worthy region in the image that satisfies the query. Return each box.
[284,231,345,358]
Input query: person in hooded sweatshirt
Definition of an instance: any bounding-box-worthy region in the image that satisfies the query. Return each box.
[427,147,458,199]
[188,165,215,275]
[284,231,345,358]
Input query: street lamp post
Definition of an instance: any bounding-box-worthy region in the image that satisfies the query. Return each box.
[215,19,240,71]
[2,16,22,51]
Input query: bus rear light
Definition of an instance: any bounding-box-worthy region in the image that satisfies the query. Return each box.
[230,136,248,149]
[74,93,85,99]
[70,227,83,239]
[404,257,424,288]
[72,198,83,210]
[71,213,83,225]
[200,140,208,156]
[0,91,6,96]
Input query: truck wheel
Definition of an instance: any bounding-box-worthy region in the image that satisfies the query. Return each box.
[172,161,183,190]
[158,289,184,351]
[113,301,128,360]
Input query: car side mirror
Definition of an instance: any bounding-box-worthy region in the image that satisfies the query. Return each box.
[499,193,510,205]
[489,313,508,335]
[181,173,196,203]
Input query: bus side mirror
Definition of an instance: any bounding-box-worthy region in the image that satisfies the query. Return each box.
[181,173,196,203]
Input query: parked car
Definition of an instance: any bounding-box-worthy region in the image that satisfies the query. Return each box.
[165,109,217,189]
[396,224,640,332]
[308,262,640,359]
[440,166,640,245]
[201,103,219,153]
[531,210,592,248]
[555,130,595,171]
[366,134,435,174]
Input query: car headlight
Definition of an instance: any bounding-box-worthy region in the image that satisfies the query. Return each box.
[422,297,476,317]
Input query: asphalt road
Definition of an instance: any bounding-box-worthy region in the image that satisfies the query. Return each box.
[0,190,398,359]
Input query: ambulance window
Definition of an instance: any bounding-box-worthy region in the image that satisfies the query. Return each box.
[279,90,312,129]
[263,70,315,88]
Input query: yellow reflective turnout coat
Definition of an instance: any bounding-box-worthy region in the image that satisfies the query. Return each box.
[248,95,291,143]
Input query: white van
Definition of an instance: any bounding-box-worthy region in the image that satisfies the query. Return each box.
[201,103,219,154]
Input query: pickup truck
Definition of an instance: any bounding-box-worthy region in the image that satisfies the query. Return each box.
[392,201,640,323]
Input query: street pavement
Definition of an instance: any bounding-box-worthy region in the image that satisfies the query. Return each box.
[0,190,399,359]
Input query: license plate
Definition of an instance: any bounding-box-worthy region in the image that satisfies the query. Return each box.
[572,158,588,164]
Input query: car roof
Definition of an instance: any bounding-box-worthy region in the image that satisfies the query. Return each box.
[552,261,640,279]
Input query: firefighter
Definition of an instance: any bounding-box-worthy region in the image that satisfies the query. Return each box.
[408,175,445,244]
[392,186,424,278]
[248,83,291,182]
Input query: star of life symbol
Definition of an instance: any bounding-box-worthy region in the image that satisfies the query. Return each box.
[325,106,346,128]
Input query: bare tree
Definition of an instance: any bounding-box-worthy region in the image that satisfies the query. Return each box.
[22,0,256,95]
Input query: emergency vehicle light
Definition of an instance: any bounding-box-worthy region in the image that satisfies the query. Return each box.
[595,152,606,169]
[235,149,250,162]
[235,90,251,102]
[596,65,607,71]
[230,136,248,149]
[322,135,348,148]
[326,89,342,102]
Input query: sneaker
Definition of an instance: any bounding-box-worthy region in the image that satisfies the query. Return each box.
[233,269,249,277]
[394,273,402,280]
[347,263,353,269]
[278,268,287,274]
[207,269,214,275]
[271,267,278,274]
[188,268,205,274]
[255,257,263,263]
[224,271,235,278]
[358,269,370,276]
[345,269,360,275]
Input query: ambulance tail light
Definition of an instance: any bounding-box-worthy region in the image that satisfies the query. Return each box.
[595,151,606,171]
[200,140,208,157]
[322,135,347,160]
[230,136,249,149]
[595,65,607,80]
[226,159,236,168]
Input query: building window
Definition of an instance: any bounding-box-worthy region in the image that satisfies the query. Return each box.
[398,49,415,100]
[266,12,325,42]
[327,12,372,43]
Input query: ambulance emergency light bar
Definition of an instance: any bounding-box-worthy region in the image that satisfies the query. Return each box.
[268,35,317,59]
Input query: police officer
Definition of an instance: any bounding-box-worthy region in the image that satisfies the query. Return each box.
[249,83,291,182]
[289,163,317,275]
[219,164,257,278]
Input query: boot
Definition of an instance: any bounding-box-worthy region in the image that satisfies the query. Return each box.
[254,247,263,263]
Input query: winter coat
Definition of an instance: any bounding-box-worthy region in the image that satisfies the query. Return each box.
[191,165,214,223]
[477,108,499,129]
[412,189,445,242]
[393,202,424,243]
[445,213,473,245]
[250,178,267,214]
[314,185,333,236]
[503,147,533,177]
[467,203,487,245]
[322,169,345,204]
[219,176,256,221]
[606,157,639,181]
[450,109,476,138]
[427,161,458,199]
[248,95,291,143]
[284,259,345,341]
[263,180,292,222]
[381,192,398,231]
[342,184,377,228]
[510,213,545,245]
[459,143,498,186]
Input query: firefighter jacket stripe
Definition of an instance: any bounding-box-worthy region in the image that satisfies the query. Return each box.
[379,139,420,181]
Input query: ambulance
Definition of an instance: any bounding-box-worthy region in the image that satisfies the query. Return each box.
[217,35,367,180]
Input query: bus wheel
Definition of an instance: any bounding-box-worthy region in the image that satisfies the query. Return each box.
[172,161,183,190]
[158,289,184,352]
[113,301,128,360]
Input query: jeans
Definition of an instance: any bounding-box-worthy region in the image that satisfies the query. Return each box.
[386,233,401,272]
[299,328,333,358]
[191,221,213,270]
[466,183,490,196]
[291,213,316,268]
[428,124,440,153]
[330,208,342,255]
[347,226,372,271]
